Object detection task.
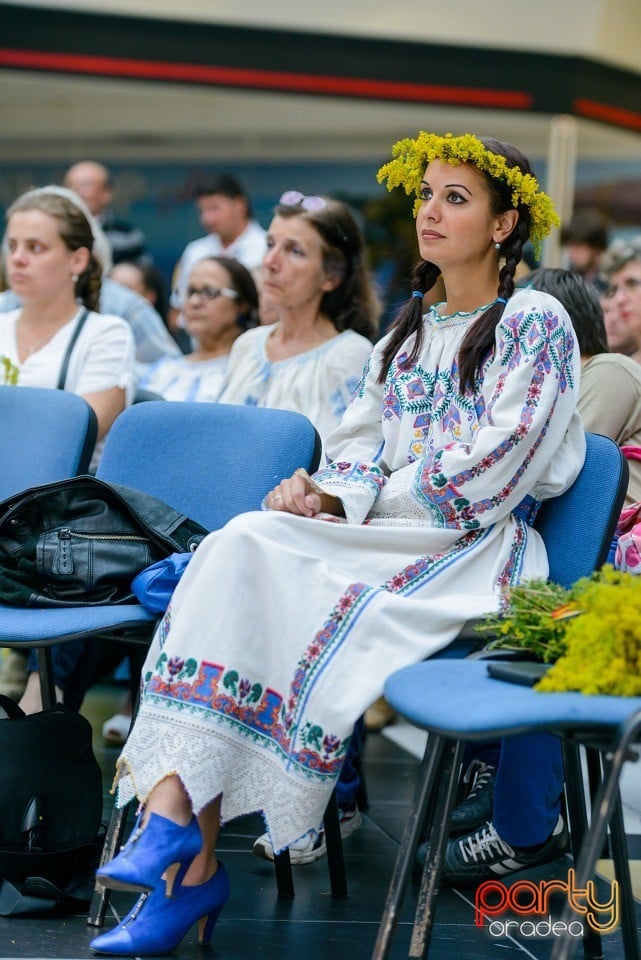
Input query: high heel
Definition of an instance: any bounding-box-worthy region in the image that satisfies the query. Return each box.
[90,860,230,956]
[96,811,202,893]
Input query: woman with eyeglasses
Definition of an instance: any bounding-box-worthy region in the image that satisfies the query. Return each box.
[136,256,259,402]
[216,192,379,446]
[600,235,641,362]
[91,135,585,956]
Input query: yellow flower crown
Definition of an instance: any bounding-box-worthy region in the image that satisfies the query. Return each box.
[376,132,560,257]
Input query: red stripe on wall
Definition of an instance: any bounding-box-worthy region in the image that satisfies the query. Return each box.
[0,48,532,109]
[574,98,641,133]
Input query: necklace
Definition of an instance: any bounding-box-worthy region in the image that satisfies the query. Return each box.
[431,298,498,322]
[16,314,73,359]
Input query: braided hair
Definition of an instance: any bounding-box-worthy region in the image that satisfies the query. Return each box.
[377,138,532,391]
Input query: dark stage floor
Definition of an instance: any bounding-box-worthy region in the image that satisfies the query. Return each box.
[0,683,638,960]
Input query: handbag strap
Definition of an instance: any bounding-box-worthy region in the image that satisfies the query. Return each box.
[0,692,26,719]
[56,308,89,391]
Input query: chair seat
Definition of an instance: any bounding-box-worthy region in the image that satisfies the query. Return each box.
[384,659,641,739]
[0,602,156,645]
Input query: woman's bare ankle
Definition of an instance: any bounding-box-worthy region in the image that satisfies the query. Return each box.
[182,852,218,886]
[142,775,193,827]
[18,673,62,714]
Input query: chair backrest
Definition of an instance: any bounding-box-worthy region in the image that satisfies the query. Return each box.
[96,401,322,531]
[534,432,628,589]
[133,388,166,404]
[0,385,97,501]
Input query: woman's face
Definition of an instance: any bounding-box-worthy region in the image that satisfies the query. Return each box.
[182,259,241,341]
[415,160,505,268]
[601,294,638,355]
[261,214,336,314]
[604,260,641,338]
[5,209,88,303]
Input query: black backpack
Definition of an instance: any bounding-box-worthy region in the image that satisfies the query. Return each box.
[0,695,104,916]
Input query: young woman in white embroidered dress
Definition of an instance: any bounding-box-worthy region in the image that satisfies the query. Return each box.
[90,137,585,956]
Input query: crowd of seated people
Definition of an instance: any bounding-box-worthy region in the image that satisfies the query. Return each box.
[0,181,380,846]
[1,150,641,926]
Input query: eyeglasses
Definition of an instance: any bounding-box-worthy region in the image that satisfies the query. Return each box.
[603,277,641,299]
[177,285,238,303]
[279,190,327,212]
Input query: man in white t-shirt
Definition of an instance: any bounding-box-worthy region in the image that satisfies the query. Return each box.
[169,173,266,330]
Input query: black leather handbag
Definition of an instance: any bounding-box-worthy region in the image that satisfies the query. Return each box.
[0,694,104,914]
[0,475,208,607]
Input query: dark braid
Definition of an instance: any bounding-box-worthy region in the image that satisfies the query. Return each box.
[458,212,528,391]
[376,260,441,383]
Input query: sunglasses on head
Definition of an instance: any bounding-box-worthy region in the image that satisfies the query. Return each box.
[279,190,327,212]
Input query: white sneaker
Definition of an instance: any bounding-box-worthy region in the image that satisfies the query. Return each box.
[102,712,132,746]
[253,807,362,865]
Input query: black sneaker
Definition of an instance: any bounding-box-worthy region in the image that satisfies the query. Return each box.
[438,816,569,886]
[450,760,495,835]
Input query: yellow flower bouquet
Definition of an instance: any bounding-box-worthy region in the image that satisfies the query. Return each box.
[479,567,641,695]
[1,356,19,385]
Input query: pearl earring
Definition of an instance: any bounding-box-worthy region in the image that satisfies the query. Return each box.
[494,242,501,250]
[72,274,79,283]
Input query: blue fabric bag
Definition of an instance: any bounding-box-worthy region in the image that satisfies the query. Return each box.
[131,551,193,614]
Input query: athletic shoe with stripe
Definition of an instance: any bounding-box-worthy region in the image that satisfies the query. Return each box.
[253,807,362,866]
[438,815,568,886]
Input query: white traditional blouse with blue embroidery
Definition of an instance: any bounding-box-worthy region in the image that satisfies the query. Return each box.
[216,324,373,445]
[316,287,585,528]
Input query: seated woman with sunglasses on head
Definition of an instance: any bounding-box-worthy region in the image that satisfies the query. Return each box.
[90,133,583,956]
[137,256,259,401]
[216,191,379,447]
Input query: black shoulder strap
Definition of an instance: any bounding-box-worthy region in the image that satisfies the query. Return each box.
[56,308,90,391]
[0,693,25,719]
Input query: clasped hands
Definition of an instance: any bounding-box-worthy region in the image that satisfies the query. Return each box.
[266,468,345,519]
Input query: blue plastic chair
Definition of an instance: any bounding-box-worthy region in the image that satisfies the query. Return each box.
[0,401,321,707]
[0,400,322,921]
[0,385,97,499]
[371,433,632,960]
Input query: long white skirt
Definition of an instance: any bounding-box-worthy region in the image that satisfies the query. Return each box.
[117,509,547,852]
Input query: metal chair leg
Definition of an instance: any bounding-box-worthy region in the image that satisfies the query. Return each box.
[371,733,448,960]
[551,716,641,960]
[87,667,143,927]
[274,847,295,900]
[324,788,348,898]
[37,646,57,710]
[408,738,463,960]
[273,788,347,899]
[608,785,640,960]
[562,742,603,960]
[87,800,132,926]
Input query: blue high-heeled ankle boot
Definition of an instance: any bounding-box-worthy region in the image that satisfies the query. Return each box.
[90,861,231,956]
[97,812,202,892]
